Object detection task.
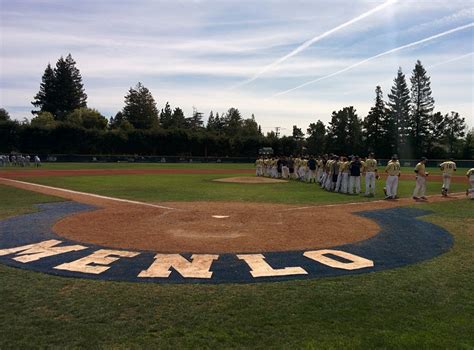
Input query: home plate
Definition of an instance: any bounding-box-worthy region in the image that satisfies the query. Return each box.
[212,215,230,219]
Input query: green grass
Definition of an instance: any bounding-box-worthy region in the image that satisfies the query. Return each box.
[0,162,470,175]
[0,185,473,348]
[15,172,467,205]
[0,184,63,220]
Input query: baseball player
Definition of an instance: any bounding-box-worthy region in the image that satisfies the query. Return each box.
[307,156,317,183]
[466,168,474,199]
[413,157,429,200]
[339,157,350,194]
[364,153,378,197]
[348,155,362,194]
[439,158,457,196]
[384,155,401,199]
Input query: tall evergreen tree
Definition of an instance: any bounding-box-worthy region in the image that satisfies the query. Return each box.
[122,82,159,129]
[187,108,204,130]
[160,102,173,128]
[32,55,87,120]
[31,63,56,116]
[346,107,364,156]
[171,107,186,128]
[242,114,260,136]
[364,86,392,157]
[387,67,410,156]
[410,60,434,157]
[222,108,242,135]
[52,54,87,120]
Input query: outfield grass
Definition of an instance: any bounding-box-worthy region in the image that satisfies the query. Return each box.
[0,161,470,175]
[0,185,473,348]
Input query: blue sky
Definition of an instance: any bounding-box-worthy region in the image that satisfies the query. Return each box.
[1,0,473,135]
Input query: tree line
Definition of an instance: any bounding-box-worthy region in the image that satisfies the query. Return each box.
[0,54,472,159]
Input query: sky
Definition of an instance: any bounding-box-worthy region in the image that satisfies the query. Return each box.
[1,0,473,135]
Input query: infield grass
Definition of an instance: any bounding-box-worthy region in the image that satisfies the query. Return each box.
[9,172,467,205]
[0,185,473,348]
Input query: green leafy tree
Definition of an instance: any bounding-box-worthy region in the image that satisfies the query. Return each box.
[387,67,410,156]
[30,111,57,128]
[462,128,474,159]
[426,111,445,156]
[66,107,108,129]
[443,111,466,156]
[242,114,260,137]
[409,60,434,156]
[122,82,159,129]
[306,120,326,155]
[0,108,11,121]
[326,108,349,154]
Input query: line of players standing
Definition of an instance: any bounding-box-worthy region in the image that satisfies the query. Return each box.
[255,153,397,199]
[256,154,474,200]
[0,154,41,167]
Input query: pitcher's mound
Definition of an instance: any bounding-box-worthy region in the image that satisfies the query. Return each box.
[213,176,287,184]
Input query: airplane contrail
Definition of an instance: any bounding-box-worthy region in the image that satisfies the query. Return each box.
[271,22,474,98]
[427,51,474,69]
[232,0,398,88]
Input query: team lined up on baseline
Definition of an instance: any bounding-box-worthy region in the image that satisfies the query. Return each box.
[255,155,474,200]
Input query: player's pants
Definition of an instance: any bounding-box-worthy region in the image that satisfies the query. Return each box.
[256,165,262,176]
[340,173,349,193]
[320,172,327,187]
[298,167,306,180]
[282,166,289,179]
[386,175,398,198]
[317,169,323,183]
[365,171,376,195]
[413,176,427,197]
[307,169,316,182]
[442,174,451,191]
[349,176,361,194]
[468,175,474,199]
[272,166,278,178]
[324,173,333,190]
[335,172,342,192]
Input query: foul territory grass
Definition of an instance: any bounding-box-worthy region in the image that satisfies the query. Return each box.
[0,186,473,348]
[14,172,468,205]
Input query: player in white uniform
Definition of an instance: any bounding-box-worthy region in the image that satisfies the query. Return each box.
[413,157,429,200]
[364,153,378,197]
[439,159,456,196]
[466,168,474,199]
[384,155,401,199]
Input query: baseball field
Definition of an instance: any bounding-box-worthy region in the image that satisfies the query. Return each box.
[0,162,473,348]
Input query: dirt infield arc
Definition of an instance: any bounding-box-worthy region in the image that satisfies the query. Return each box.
[0,176,465,254]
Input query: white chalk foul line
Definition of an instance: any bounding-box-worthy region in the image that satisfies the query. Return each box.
[281,192,467,212]
[0,177,176,210]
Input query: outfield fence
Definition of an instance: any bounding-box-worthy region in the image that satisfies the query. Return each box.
[23,154,474,167]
